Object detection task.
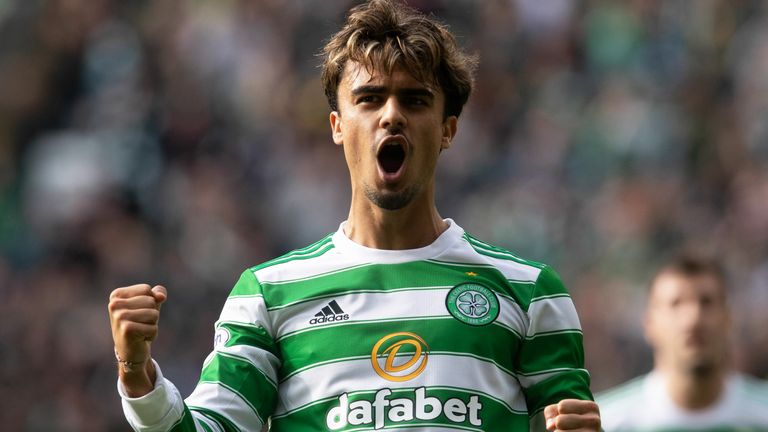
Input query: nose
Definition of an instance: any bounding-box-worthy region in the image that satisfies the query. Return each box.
[680,301,705,328]
[379,96,407,131]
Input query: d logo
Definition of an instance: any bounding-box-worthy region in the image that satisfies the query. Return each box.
[371,332,429,382]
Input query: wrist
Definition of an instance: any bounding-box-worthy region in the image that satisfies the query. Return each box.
[114,347,149,373]
[115,347,157,397]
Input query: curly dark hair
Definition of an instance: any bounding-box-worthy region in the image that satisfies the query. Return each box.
[320,0,477,118]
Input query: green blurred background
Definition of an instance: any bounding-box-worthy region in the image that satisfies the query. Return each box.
[1,0,767,430]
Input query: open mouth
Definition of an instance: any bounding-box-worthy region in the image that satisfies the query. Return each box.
[377,141,406,174]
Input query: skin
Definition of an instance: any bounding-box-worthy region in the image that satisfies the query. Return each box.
[330,61,456,250]
[108,60,600,430]
[644,271,731,410]
[544,400,601,432]
[108,284,166,397]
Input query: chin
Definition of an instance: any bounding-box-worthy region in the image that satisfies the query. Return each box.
[683,357,721,377]
[364,185,418,211]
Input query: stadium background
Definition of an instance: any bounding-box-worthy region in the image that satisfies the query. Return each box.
[1,0,767,430]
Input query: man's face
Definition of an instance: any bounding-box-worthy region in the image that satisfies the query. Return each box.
[644,272,730,376]
[330,62,457,210]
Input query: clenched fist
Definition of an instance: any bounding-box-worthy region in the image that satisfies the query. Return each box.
[108,284,167,397]
[545,399,601,431]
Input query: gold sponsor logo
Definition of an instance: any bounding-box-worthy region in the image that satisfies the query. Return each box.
[371,332,428,382]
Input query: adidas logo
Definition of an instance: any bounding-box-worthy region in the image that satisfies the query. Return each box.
[309,300,350,325]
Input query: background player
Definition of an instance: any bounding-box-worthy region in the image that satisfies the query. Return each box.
[598,254,768,430]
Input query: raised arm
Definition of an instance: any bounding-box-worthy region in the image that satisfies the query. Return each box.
[109,271,279,432]
[108,284,167,397]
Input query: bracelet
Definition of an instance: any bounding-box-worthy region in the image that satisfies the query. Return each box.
[114,347,148,373]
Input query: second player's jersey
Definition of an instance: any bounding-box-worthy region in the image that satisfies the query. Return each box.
[122,219,592,431]
[597,371,768,432]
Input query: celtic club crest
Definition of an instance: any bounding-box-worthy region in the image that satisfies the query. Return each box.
[445,283,500,326]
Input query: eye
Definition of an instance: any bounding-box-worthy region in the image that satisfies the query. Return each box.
[405,97,428,106]
[356,95,380,104]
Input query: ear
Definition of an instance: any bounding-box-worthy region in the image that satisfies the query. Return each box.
[330,111,343,145]
[441,116,458,150]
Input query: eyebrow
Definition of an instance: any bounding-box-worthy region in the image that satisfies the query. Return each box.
[351,85,435,99]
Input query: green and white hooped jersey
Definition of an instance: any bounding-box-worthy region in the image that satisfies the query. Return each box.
[120,219,592,431]
[597,372,768,432]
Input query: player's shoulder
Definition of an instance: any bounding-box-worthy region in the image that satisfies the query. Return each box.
[595,374,652,431]
[459,230,549,281]
[248,232,337,277]
[732,372,768,405]
[596,374,649,412]
[461,231,547,269]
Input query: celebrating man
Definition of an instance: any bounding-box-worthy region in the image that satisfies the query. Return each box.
[109,1,600,430]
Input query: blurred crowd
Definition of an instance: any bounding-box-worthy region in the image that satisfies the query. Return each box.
[1,0,768,430]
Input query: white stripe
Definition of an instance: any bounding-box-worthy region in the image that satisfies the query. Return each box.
[496,295,528,338]
[186,382,264,430]
[218,296,274,337]
[273,353,526,416]
[261,262,374,286]
[272,289,526,340]
[481,256,541,284]
[436,238,541,282]
[255,247,363,284]
[214,344,280,387]
[190,411,223,432]
[526,296,581,337]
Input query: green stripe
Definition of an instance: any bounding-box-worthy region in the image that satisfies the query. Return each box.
[270,387,527,432]
[523,368,593,415]
[261,260,530,310]
[251,234,334,271]
[188,406,241,432]
[516,331,584,374]
[277,317,520,382]
[216,350,278,388]
[169,406,197,432]
[530,292,570,302]
[198,353,277,425]
[524,329,582,340]
[531,266,570,302]
[217,321,278,357]
[228,269,263,297]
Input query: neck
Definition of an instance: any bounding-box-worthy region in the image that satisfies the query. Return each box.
[659,364,726,410]
[345,187,448,250]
